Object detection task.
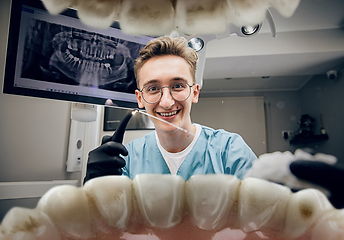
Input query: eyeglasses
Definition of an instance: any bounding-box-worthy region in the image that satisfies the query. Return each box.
[139,82,195,104]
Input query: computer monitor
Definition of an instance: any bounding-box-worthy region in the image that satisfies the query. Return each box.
[3,0,153,108]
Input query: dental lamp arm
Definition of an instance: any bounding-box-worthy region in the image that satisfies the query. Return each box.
[83,111,134,184]
[290,160,344,209]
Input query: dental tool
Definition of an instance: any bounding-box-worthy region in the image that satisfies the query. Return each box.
[105,104,195,136]
[137,109,195,136]
[111,109,138,143]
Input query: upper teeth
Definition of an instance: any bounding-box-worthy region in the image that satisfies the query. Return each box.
[41,0,300,35]
[160,110,177,117]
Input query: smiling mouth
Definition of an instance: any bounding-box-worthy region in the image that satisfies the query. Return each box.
[158,110,180,117]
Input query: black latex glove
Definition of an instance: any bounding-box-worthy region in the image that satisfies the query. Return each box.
[290,160,344,209]
[83,135,128,184]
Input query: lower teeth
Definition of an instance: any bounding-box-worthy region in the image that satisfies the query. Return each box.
[1,174,342,240]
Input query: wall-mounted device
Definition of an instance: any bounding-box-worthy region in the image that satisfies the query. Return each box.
[66,120,86,172]
[66,103,97,172]
[282,130,294,140]
[326,70,338,80]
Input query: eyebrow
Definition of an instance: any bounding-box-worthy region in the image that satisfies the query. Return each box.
[172,77,188,82]
[142,77,188,87]
[142,79,159,86]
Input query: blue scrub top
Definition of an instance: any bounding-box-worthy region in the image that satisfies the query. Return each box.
[122,125,257,180]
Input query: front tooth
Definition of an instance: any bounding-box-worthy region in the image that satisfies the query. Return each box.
[37,185,94,239]
[133,174,185,228]
[185,174,240,230]
[119,0,175,36]
[83,176,132,229]
[283,188,334,239]
[41,0,73,15]
[311,209,344,240]
[76,0,121,29]
[175,0,229,35]
[239,177,291,235]
[0,207,61,240]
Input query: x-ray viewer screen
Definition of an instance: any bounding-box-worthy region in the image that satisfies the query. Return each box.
[4,1,153,107]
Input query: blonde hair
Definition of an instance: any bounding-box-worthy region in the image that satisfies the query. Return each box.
[134,36,198,87]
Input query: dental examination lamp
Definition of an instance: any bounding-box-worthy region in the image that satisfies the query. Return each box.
[217,9,276,40]
[187,9,276,54]
[188,38,204,53]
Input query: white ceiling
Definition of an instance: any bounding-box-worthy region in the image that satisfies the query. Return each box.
[200,0,344,93]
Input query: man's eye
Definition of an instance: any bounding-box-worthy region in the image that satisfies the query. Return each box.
[146,85,160,92]
[172,83,187,90]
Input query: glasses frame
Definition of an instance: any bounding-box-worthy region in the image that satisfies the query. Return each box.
[139,82,195,104]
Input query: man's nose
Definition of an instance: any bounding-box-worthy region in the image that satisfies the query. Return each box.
[159,87,175,109]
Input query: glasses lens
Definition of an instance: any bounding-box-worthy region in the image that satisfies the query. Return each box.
[142,85,161,103]
[171,82,191,101]
[141,82,192,103]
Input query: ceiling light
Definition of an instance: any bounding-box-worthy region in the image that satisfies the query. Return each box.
[188,38,204,52]
[228,23,262,37]
[241,24,261,36]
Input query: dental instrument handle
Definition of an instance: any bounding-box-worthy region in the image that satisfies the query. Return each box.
[111,111,135,143]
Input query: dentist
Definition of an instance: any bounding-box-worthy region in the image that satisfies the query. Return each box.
[84,36,257,182]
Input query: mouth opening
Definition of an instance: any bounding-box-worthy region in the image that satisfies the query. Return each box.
[157,109,181,117]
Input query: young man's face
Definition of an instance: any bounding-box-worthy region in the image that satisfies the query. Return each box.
[135,55,199,134]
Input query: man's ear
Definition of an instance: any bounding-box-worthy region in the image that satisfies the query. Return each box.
[135,89,145,108]
[192,84,200,103]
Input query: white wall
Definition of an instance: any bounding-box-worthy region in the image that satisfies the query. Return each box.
[0,0,81,183]
[199,89,303,154]
[191,96,267,157]
[263,91,302,153]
